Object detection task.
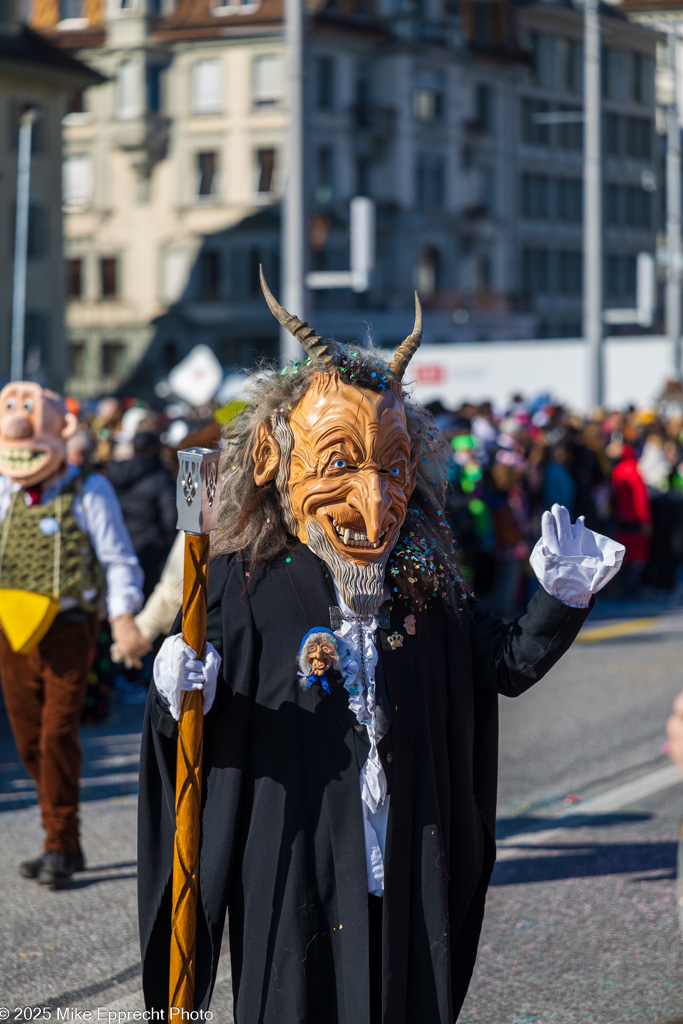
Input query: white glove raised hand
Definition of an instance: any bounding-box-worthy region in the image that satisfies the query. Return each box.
[530,503,625,608]
[152,633,221,721]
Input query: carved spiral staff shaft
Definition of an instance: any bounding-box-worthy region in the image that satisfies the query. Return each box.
[169,533,209,1013]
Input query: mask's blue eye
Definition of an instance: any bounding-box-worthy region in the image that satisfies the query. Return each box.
[332,459,346,470]
[390,466,400,476]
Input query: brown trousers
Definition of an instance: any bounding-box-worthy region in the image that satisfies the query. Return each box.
[0,612,99,852]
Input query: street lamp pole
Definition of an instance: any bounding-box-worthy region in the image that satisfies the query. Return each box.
[281,0,308,362]
[11,108,36,382]
[666,29,682,379]
[583,0,603,410]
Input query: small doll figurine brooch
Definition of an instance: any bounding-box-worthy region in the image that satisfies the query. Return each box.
[298,628,341,695]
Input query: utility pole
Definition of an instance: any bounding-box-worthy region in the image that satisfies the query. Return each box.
[281,0,308,362]
[666,29,681,379]
[583,0,603,409]
[11,107,36,382]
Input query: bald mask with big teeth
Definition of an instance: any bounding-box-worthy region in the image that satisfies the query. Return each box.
[253,373,417,614]
[0,382,78,488]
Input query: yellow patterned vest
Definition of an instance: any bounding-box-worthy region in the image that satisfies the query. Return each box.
[0,475,105,612]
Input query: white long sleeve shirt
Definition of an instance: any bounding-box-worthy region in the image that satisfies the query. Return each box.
[0,466,144,619]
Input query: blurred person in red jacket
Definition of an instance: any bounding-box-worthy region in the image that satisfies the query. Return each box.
[611,442,651,588]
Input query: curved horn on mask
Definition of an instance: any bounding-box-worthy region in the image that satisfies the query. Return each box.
[259,266,336,370]
[389,292,423,381]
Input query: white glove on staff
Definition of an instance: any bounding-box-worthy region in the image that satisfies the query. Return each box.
[530,504,625,608]
[153,634,222,720]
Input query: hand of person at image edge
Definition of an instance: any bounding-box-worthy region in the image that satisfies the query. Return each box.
[530,503,625,608]
[665,690,683,774]
[110,611,153,670]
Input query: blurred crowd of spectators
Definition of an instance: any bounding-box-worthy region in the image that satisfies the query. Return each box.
[429,384,683,619]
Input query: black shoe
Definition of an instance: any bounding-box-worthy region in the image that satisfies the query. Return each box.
[18,853,45,879]
[37,849,81,889]
[19,843,85,884]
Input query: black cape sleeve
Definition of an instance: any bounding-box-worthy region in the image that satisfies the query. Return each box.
[469,584,592,698]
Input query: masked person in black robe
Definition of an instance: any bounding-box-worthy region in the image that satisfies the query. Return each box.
[138,273,624,1023]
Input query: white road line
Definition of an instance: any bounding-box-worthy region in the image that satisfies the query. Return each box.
[497,762,682,860]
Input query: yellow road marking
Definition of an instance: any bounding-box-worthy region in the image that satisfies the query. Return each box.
[576,617,658,644]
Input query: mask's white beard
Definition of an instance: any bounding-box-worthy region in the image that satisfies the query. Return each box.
[305,518,391,617]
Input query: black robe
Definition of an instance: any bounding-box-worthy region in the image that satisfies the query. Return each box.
[138,540,590,1023]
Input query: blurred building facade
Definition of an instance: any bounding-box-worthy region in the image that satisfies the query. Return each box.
[0,0,101,387]
[31,0,660,397]
[511,0,659,337]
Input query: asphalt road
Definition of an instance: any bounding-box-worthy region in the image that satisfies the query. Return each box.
[1,600,683,1023]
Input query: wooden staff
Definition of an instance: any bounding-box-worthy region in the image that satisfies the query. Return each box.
[169,447,221,1014]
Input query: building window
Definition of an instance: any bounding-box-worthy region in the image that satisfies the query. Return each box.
[413,70,445,124]
[558,251,582,294]
[520,99,551,146]
[117,59,141,120]
[415,155,445,208]
[252,54,281,107]
[474,83,493,133]
[191,59,222,115]
[522,247,550,294]
[146,64,162,114]
[255,148,277,194]
[606,254,636,301]
[69,342,86,378]
[625,185,652,229]
[601,46,613,98]
[316,146,334,204]
[163,340,179,368]
[557,178,582,222]
[520,173,550,219]
[605,112,621,156]
[62,154,93,209]
[557,106,582,151]
[356,156,371,196]
[316,56,335,111]
[195,151,218,198]
[197,249,221,300]
[415,247,441,298]
[67,258,83,299]
[557,38,580,93]
[101,341,127,376]
[64,87,87,119]
[248,248,261,297]
[413,86,443,122]
[625,116,652,159]
[211,0,260,14]
[631,52,643,103]
[100,257,119,299]
[605,183,621,225]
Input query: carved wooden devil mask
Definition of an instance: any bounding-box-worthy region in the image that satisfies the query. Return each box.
[252,270,422,613]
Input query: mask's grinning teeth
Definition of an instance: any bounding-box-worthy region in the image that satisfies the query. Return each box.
[329,515,387,549]
[0,447,47,470]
